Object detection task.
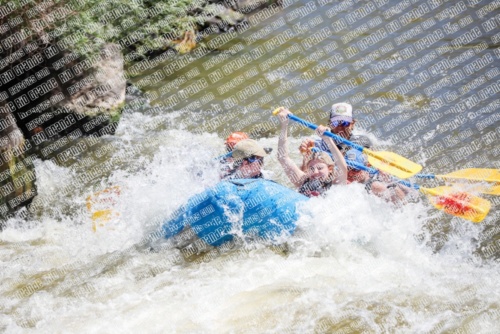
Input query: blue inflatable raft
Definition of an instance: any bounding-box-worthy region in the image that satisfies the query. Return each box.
[161,179,308,254]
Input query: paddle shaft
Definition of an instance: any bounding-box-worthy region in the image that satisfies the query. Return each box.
[275,109,422,178]
[309,149,490,222]
[415,174,435,179]
[299,123,494,182]
[287,114,365,152]
[215,151,232,160]
[346,157,490,222]
[310,147,419,189]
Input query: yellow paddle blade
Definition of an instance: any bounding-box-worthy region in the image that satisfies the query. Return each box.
[482,184,500,195]
[364,149,423,179]
[436,168,500,183]
[420,186,491,223]
[86,186,121,232]
[91,209,120,232]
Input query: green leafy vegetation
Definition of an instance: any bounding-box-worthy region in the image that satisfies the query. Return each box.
[4,0,234,61]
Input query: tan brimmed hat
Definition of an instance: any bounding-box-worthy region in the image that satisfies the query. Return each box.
[307,151,335,167]
[232,139,268,160]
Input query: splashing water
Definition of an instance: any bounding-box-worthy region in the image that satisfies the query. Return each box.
[0,111,499,333]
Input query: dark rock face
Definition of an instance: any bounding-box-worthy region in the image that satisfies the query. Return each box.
[198,0,281,32]
[19,43,126,145]
[57,44,126,118]
[0,39,126,219]
[0,0,281,219]
[210,0,280,13]
[0,113,36,218]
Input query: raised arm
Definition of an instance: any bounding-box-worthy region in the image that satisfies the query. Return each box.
[317,126,347,185]
[277,108,307,188]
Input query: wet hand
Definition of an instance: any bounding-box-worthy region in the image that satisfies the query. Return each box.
[378,171,393,182]
[277,108,291,126]
[299,138,315,155]
[316,125,330,137]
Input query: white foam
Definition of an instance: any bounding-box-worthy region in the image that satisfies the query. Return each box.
[1,111,498,333]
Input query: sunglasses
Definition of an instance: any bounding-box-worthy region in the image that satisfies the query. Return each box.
[245,156,264,164]
[330,120,351,127]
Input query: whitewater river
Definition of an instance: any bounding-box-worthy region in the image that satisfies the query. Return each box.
[1,0,499,332]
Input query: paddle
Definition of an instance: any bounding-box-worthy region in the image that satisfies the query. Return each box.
[417,168,500,183]
[215,151,232,160]
[416,169,500,195]
[346,158,491,223]
[86,186,121,231]
[272,107,422,178]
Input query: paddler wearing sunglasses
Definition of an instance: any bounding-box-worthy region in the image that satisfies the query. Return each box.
[299,103,372,172]
[276,108,347,197]
[219,133,272,180]
[221,139,268,180]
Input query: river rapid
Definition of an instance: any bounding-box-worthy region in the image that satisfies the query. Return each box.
[1,0,500,332]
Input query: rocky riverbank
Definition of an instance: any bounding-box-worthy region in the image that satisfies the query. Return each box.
[0,0,282,219]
